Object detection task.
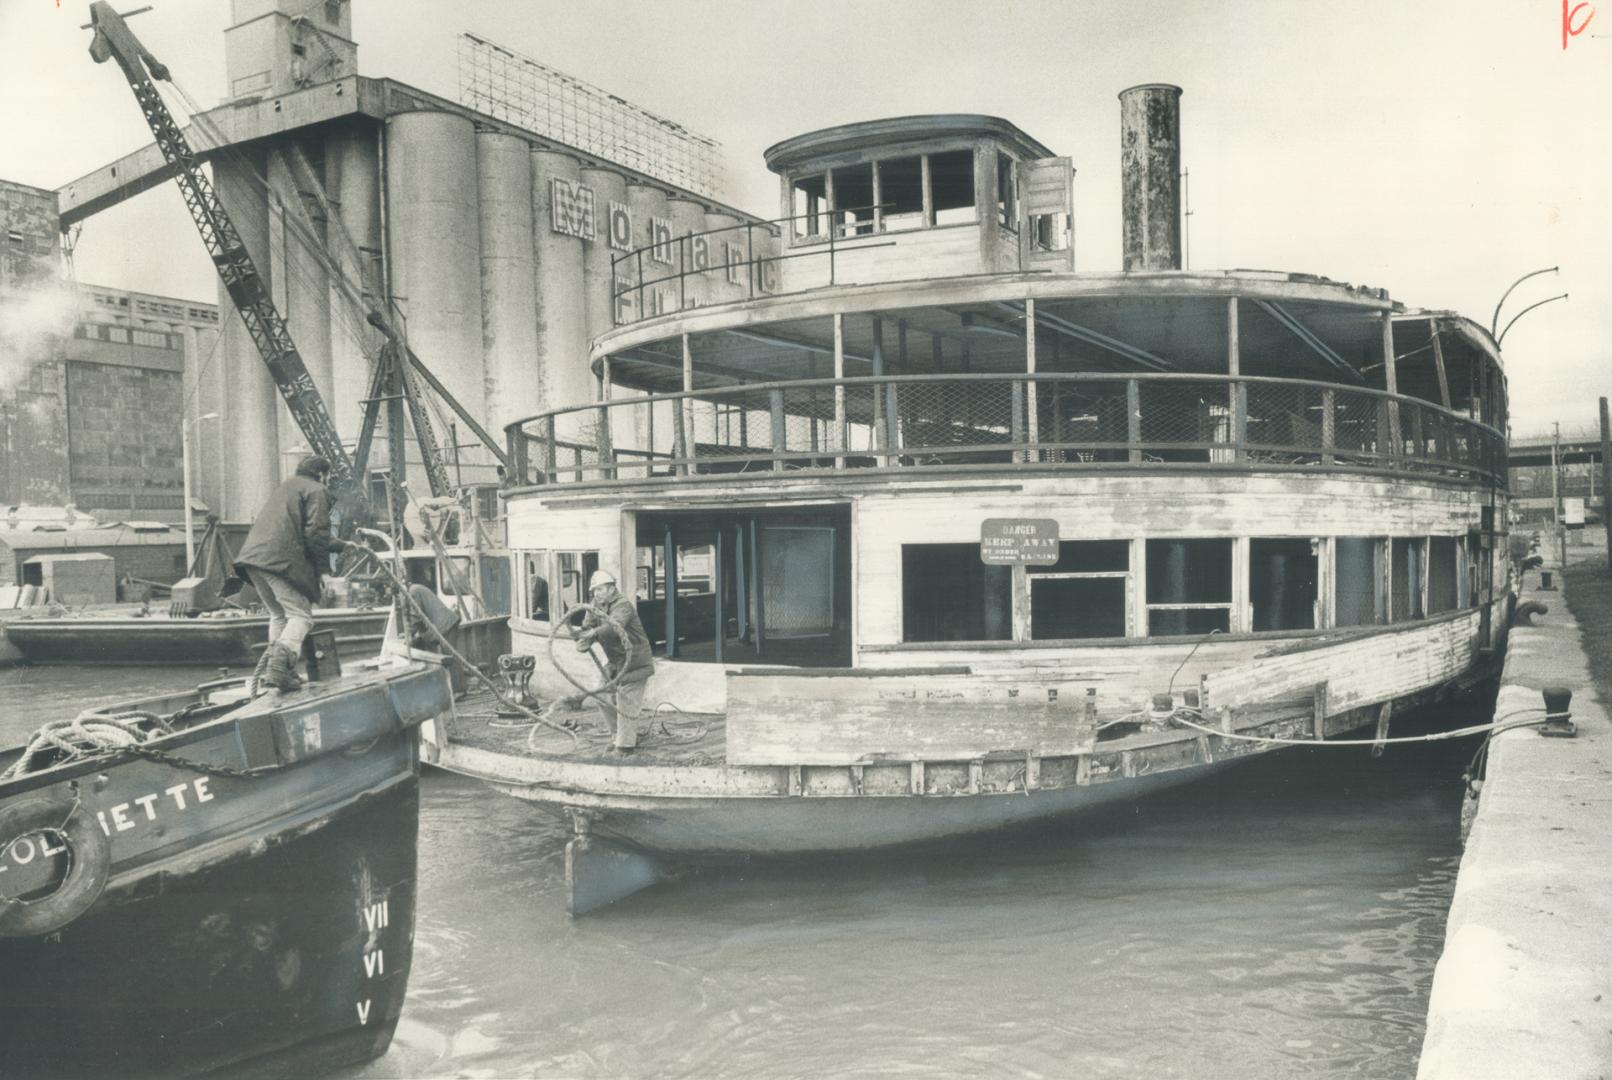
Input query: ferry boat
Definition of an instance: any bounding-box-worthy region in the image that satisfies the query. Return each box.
[0,648,453,1077]
[423,92,1511,914]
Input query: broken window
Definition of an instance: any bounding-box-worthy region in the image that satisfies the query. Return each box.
[929,150,975,225]
[1145,539,1232,636]
[878,156,924,233]
[996,152,1017,230]
[1428,536,1459,614]
[1029,211,1069,252]
[902,543,1012,642]
[791,174,826,240]
[1028,540,1129,639]
[1390,538,1426,621]
[1334,537,1385,627]
[1249,538,1318,631]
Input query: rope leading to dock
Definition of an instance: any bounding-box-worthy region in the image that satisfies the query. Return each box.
[1165,707,1552,748]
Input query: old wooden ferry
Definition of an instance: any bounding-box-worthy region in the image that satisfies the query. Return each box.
[424,92,1511,913]
[0,647,453,1077]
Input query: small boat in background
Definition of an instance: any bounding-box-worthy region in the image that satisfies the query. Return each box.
[0,647,453,1078]
[1,606,390,665]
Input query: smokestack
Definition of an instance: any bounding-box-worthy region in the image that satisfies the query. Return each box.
[1119,83,1183,272]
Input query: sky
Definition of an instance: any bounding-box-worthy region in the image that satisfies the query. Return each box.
[0,0,1607,437]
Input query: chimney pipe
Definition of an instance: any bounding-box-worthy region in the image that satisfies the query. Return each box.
[1119,83,1183,272]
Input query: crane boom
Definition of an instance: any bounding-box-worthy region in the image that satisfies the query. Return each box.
[87,2,360,499]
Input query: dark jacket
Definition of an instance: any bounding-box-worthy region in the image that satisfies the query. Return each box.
[581,594,655,680]
[234,472,339,601]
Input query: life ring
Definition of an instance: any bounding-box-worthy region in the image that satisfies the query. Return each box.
[0,795,112,939]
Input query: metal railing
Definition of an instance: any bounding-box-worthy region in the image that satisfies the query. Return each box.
[505,373,1507,490]
[610,203,899,326]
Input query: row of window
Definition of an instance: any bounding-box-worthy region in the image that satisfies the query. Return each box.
[901,535,1483,644]
[73,322,177,350]
[789,149,1018,241]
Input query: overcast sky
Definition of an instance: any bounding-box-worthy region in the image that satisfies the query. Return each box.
[1,0,1606,436]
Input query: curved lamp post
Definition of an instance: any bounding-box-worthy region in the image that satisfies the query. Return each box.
[1497,293,1569,347]
[181,411,220,569]
[1491,266,1559,336]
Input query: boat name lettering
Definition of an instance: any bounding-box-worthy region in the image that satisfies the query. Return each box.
[94,777,216,836]
[0,831,69,874]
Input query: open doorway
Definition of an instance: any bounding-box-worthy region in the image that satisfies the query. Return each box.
[634,505,852,667]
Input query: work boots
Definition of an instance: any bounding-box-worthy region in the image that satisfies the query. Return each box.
[261,643,304,693]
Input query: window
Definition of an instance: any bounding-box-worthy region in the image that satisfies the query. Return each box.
[929,150,975,225]
[878,156,923,233]
[519,551,551,621]
[996,152,1017,230]
[902,543,1012,642]
[1029,211,1069,252]
[1028,540,1129,639]
[1249,538,1318,631]
[553,550,599,626]
[832,164,874,237]
[791,174,826,239]
[1391,538,1426,621]
[1428,536,1459,614]
[1145,539,1232,636]
[1335,537,1385,627]
[440,556,476,596]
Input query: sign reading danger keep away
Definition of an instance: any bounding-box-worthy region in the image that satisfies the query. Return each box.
[980,518,1060,565]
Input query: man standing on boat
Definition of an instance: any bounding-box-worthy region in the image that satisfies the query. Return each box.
[235,455,353,692]
[574,570,655,754]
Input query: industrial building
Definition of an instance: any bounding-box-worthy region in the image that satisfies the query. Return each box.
[1,178,221,525]
[57,0,774,523]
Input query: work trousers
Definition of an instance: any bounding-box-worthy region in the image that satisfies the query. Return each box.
[599,668,652,749]
[245,567,315,654]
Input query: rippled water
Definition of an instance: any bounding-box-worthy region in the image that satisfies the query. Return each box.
[0,664,1470,1079]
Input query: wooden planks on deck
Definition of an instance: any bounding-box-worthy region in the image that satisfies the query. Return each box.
[726,671,1096,766]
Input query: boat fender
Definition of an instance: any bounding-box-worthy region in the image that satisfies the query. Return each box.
[0,795,112,939]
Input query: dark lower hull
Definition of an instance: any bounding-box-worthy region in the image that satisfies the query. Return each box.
[0,776,418,1079]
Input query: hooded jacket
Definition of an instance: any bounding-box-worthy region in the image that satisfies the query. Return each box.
[234,460,340,601]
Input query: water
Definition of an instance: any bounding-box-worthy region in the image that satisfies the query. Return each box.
[1,665,1473,1079]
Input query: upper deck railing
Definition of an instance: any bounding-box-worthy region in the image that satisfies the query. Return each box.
[610,203,896,326]
[503,373,1507,491]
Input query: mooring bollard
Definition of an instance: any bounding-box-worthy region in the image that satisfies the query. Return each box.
[1539,686,1576,738]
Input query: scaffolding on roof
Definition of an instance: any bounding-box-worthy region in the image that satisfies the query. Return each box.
[457,32,724,201]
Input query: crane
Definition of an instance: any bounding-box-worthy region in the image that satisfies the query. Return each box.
[87,1,363,504]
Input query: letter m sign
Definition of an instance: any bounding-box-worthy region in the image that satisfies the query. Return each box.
[551,179,597,240]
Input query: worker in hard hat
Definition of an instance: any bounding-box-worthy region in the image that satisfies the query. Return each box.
[574,569,656,754]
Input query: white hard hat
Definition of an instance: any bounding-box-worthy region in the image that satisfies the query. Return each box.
[588,570,617,590]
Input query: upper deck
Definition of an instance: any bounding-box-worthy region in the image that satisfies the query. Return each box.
[503,269,1507,497]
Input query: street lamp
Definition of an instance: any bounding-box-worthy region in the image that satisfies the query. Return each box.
[1491,266,1558,337]
[182,411,220,570]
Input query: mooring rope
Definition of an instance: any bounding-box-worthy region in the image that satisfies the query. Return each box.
[1164,706,1552,748]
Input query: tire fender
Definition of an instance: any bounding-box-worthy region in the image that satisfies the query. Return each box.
[0,795,112,939]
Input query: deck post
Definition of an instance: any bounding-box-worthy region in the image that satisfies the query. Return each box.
[1381,311,1402,462]
[713,527,724,663]
[872,318,890,466]
[833,312,847,468]
[750,522,765,657]
[508,425,528,486]
[1429,321,1452,408]
[676,333,693,475]
[663,524,677,659]
[1227,297,1241,461]
[594,405,613,481]
[1025,298,1039,462]
[1321,388,1336,465]
[1010,379,1025,457]
[542,419,558,484]
[734,523,748,640]
[1126,379,1142,463]
[770,389,787,471]
[1312,681,1328,740]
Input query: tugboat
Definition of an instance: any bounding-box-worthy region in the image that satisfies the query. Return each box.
[426,91,1511,914]
[0,646,453,1077]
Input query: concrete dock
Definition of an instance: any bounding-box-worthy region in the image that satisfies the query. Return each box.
[1418,557,1612,1079]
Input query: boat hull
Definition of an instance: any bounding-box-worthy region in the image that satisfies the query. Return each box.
[0,661,452,1077]
[2,609,389,665]
[0,780,417,1079]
